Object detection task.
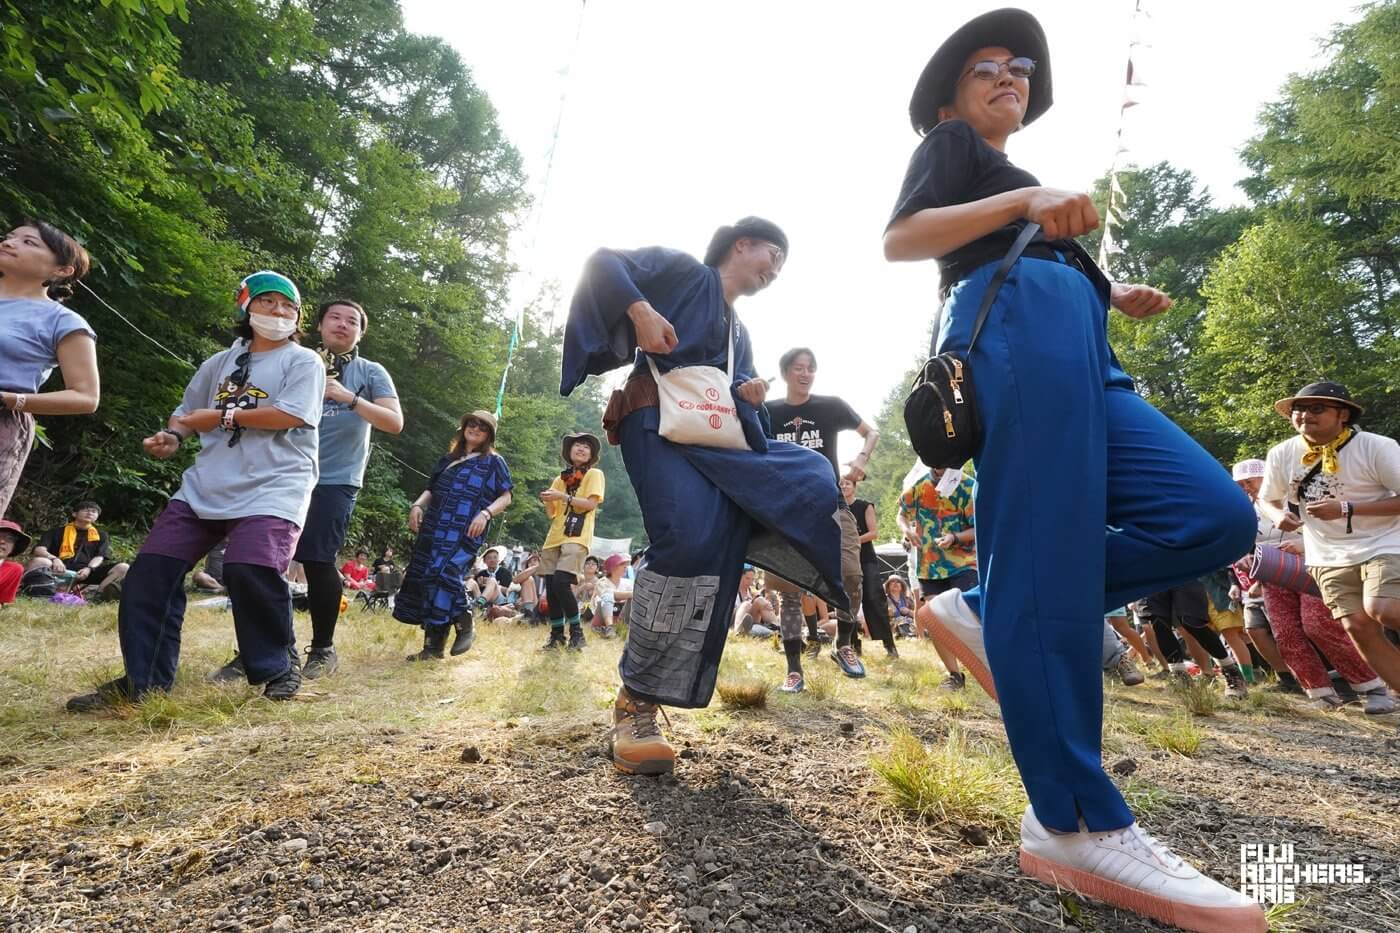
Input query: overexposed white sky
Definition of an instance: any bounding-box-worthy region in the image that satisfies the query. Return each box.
[402,0,1355,464]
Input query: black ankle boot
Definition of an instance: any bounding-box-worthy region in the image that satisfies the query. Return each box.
[451,611,476,656]
[542,627,567,651]
[408,624,448,661]
[567,623,586,651]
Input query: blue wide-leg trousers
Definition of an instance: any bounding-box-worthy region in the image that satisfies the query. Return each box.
[943,256,1254,833]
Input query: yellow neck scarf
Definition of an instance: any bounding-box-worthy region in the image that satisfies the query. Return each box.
[1300,426,1354,476]
[59,523,100,560]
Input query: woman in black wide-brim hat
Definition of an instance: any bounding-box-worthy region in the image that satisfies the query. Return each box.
[535,431,606,651]
[885,9,1264,931]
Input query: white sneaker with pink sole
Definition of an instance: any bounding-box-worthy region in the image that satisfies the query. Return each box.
[1018,806,1266,932]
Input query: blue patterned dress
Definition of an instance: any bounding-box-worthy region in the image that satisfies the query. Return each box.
[393,452,513,628]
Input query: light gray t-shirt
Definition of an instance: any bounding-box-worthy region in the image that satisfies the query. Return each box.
[0,298,96,393]
[317,355,397,487]
[172,341,326,525]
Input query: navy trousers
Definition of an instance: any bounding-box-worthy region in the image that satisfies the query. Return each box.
[943,256,1254,833]
[119,554,295,691]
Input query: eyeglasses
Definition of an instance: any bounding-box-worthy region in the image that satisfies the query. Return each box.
[762,243,785,265]
[1290,403,1342,415]
[251,294,300,315]
[961,57,1036,82]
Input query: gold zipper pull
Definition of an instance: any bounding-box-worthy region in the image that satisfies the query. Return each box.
[943,410,955,437]
[951,359,964,383]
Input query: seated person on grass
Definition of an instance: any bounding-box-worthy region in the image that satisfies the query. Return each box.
[340,549,374,591]
[0,519,31,605]
[26,500,129,598]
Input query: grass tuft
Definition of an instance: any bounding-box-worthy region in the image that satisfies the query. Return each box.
[1169,676,1222,717]
[716,678,769,710]
[871,726,1026,841]
[1119,711,1205,757]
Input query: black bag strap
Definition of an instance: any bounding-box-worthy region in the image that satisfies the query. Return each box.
[929,222,1041,357]
[1288,429,1358,516]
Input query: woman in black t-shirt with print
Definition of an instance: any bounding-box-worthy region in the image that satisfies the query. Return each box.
[884,9,1262,933]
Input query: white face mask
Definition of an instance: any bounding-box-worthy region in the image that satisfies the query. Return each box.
[247,312,298,341]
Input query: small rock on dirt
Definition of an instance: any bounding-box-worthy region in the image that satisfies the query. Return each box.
[643,821,667,835]
[1110,757,1138,776]
[459,746,482,763]
[268,916,294,932]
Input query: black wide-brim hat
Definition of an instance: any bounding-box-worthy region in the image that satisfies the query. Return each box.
[909,8,1053,136]
[562,432,601,467]
[1273,381,1364,419]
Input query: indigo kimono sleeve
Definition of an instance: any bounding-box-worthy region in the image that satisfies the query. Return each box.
[560,246,701,396]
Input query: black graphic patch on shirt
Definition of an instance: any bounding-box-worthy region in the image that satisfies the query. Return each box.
[215,381,268,413]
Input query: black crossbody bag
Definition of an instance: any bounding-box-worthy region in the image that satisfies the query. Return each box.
[904,222,1040,468]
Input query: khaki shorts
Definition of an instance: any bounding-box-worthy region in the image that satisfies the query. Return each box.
[538,543,588,578]
[1206,604,1245,634]
[836,506,862,579]
[1310,553,1400,619]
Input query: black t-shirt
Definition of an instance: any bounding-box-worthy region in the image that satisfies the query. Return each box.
[850,498,877,565]
[766,395,862,480]
[887,119,1108,300]
[491,566,513,589]
[38,525,111,566]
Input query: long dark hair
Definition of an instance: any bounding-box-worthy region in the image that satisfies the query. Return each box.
[24,220,91,303]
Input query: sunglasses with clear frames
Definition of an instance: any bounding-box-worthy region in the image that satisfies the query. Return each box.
[961,57,1036,82]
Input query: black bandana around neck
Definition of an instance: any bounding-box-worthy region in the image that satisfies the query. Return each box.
[319,345,358,380]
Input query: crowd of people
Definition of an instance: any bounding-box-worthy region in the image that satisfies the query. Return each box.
[4,7,1400,932]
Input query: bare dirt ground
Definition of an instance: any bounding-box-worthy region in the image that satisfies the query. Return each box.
[2,601,1398,932]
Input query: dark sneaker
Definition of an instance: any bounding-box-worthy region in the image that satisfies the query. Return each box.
[66,677,136,713]
[779,672,805,694]
[303,645,338,680]
[208,653,247,684]
[938,671,966,692]
[567,626,586,652]
[884,643,900,659]
[450,613,476,656]
[1221,664,1248,699]
[263,648,302,701]
[803,640,821,660]
[1273,671,1304,695]
[1114,655,1145,687]
[542,629,567,651]
[830,645,866,679]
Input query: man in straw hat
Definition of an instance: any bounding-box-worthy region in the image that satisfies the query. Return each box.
[1258,381,1400,708]
[562,217,848,777]
[887,8,1266,931]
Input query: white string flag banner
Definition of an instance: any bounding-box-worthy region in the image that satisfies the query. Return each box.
[1100,0,1153,270]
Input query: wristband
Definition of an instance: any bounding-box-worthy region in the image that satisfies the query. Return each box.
[11,393,26,413]
[221,407,237,431]
[348,395,360,411]
[161,429,185,444]
[1343,500,1354,534]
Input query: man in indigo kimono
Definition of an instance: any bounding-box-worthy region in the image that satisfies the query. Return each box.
[562,217,848,776]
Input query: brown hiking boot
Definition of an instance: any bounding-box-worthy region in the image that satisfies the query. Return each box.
[609,686,675,776]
